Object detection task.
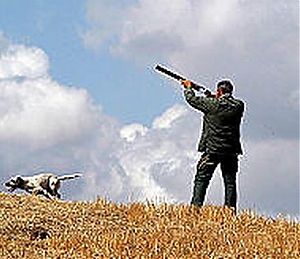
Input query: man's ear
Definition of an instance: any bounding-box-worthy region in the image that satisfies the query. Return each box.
[216,88,223,98]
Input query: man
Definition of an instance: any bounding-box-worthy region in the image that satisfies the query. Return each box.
[181,79,244,210]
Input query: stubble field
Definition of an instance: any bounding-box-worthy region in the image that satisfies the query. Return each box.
[0,192,299,258]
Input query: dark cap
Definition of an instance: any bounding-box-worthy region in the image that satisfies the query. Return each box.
[217,80,234,93]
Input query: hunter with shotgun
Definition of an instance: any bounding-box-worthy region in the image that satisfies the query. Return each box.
[155,65,245,211]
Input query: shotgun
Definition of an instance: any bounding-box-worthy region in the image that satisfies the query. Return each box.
[154,64,206,91]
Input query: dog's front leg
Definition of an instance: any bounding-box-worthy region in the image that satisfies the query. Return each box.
[43,191,55,199]
[32,188,52,199]
[31,188,42,197]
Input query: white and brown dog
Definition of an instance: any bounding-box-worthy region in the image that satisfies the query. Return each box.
[4,172,82,199]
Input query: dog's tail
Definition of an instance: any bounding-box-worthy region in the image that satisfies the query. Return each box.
[57,173,83,181]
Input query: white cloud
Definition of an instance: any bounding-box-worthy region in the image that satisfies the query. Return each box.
[83,0,243,59]
[83,0,249,61]
[0,39,111,153]
[82,0,127,50]
[120,123,148,142]
[0,31,10,51]
[0,45,48,79]
[152,104,188,129]
[0,78,99,149]
[239,139,299,216]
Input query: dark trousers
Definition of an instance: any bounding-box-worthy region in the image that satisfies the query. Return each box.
[191,153,238,209]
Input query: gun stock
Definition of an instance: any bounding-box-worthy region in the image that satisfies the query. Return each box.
[155,64,206,91]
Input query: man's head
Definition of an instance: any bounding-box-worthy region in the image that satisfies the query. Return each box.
[216,80,234,98]
[217,80,233,93]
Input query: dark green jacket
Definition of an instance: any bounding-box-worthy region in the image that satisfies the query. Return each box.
[184,88,244,155]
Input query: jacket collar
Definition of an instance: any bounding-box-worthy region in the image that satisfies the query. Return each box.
[220,93,232,99]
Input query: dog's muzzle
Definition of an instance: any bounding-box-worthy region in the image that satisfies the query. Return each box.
[4,182,16,192]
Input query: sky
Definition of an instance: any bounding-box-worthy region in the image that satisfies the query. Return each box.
[0,0,299,218]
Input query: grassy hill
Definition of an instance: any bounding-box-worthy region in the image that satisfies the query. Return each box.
[0,192,299,258]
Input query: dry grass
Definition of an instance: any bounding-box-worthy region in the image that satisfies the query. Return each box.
[0,192,299,259]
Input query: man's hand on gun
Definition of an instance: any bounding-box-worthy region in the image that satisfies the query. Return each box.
[203,89,215,98]
[180,79,215,97]
[180,79,192,89]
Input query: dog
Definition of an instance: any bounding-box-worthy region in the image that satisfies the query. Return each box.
[4,172,82,199]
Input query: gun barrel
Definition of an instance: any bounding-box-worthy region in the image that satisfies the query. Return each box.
[154,64,205,91]
[155,65,185,81]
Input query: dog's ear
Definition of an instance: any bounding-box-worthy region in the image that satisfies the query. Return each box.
[15,176,25,187]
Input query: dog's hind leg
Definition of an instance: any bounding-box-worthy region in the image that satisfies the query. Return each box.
[53,189,61,199]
